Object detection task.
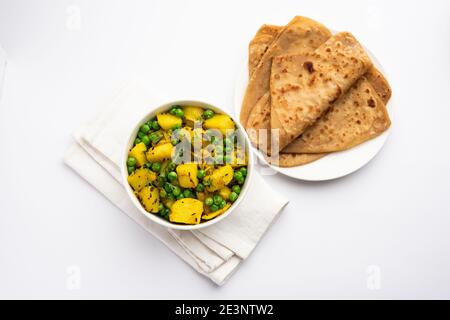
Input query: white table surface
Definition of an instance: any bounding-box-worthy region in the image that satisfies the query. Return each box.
[1,0,450,299]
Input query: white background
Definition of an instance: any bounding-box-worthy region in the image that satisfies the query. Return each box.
[1,0,450,299]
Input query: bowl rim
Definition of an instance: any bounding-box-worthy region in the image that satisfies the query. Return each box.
[121,100,254,231]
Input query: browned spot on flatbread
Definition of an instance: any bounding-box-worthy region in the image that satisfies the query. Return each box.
[303,61,315,73]
[367,98,375,108]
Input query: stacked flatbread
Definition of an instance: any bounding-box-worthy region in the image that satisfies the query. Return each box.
[241,17,392,167]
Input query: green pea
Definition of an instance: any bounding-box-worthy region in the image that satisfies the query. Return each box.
[171,139,178,146]
[176,193,184,200]
[159,189,167,199]
[168,171,177,182]
[137,131,146,139]
[224,145,233,153]
[134,138,141,145]
[205,197,213,206]
[174,108,184,118]
[202,109,215,119]
[219,199,226,209]
[151,120,160,130]
[167,193,175,200]
[127,157,137,167]
[141,135,150,146]
[240,167,247,177]
[164,182,173,193]
[183,189,193,198]
[233,171,243,181]
[229,192,238,202]
[172,186,181,196]
[232,185,241,194]
[127,166,135,174]
[237,177,245,185]
[203,178,211,186]
[151,162,161,172]
[167,162,176,172]
[169,106,179,115]
[140,124,150,134]
[210,204,219,212]
[195,183,204,192]
[148,132,158,142]
[158,203,164,212]
[197,169,205,179]
[213,195,223,205]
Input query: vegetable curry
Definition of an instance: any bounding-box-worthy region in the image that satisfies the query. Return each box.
[126,105,248,225]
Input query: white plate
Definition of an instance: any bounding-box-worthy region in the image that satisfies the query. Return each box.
[234,38,392,181]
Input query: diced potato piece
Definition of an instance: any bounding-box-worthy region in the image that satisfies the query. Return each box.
[128,142,148,167]
[203,114,235,135]
[146,143,174,162]
[127,168,156,191]
[137,186,160,213]
[156,113,182,130]
[202,203,231,220]
[219,187,231,200]
[183,106,204,122]
[176,163,198,188]
[170,198,203,225]
[205,165,234,192]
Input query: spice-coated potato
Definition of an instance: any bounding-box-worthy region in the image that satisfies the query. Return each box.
[138,186,160,213]
[127,168,156,191]
[176,163,199,188]
[129,142,148,167]
[170,198,203,224]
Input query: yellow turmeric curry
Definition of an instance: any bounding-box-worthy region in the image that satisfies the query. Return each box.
[126,105,248,225]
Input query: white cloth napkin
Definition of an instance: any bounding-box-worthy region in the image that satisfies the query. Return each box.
[64,80,289,285]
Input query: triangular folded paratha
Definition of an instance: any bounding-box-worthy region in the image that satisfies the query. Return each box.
[248,25,282,77]
[240,16,331,127]
[270,32,373,150]
[282,77,391,153]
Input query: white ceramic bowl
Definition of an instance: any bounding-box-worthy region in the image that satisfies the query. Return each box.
[122,100,254,230]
